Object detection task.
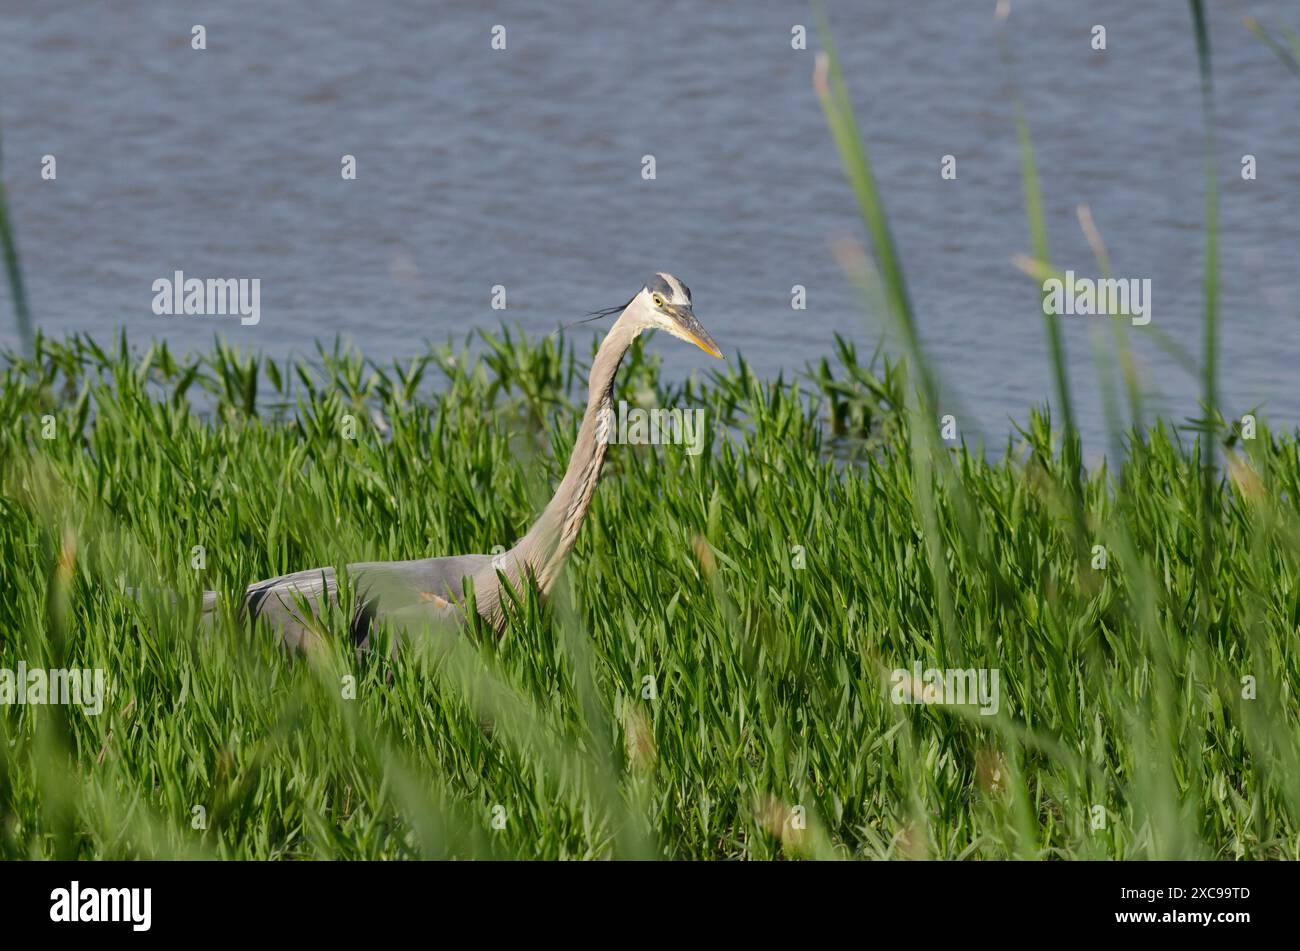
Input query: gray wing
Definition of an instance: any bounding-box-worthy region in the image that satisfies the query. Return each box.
[236,554,494,652]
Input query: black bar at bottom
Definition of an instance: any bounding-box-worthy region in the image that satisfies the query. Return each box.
[0,859,1278,938]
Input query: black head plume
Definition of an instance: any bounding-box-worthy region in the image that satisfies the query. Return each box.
[553,295,634,335]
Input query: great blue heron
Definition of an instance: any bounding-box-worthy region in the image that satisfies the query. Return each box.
[198,272,721,651]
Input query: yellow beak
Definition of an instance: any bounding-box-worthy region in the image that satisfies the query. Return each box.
[666,305,724,359]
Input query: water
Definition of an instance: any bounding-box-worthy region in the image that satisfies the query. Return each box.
[3,0,1298,454]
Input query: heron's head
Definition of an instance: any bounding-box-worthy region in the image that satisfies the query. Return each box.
[628,272,723,359]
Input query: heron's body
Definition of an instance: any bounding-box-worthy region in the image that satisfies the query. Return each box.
[225,555,489,652]
[200,273,720,651]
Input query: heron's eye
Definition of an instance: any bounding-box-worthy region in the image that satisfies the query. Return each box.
[652,293,665,307]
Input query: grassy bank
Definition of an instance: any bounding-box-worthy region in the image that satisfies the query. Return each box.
[1,331,1297,859]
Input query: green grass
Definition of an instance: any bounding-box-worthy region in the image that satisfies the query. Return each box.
[0,123,34,356]
[1,329,1298,859]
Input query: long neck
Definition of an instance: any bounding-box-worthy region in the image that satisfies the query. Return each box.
[471,312,639,624]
